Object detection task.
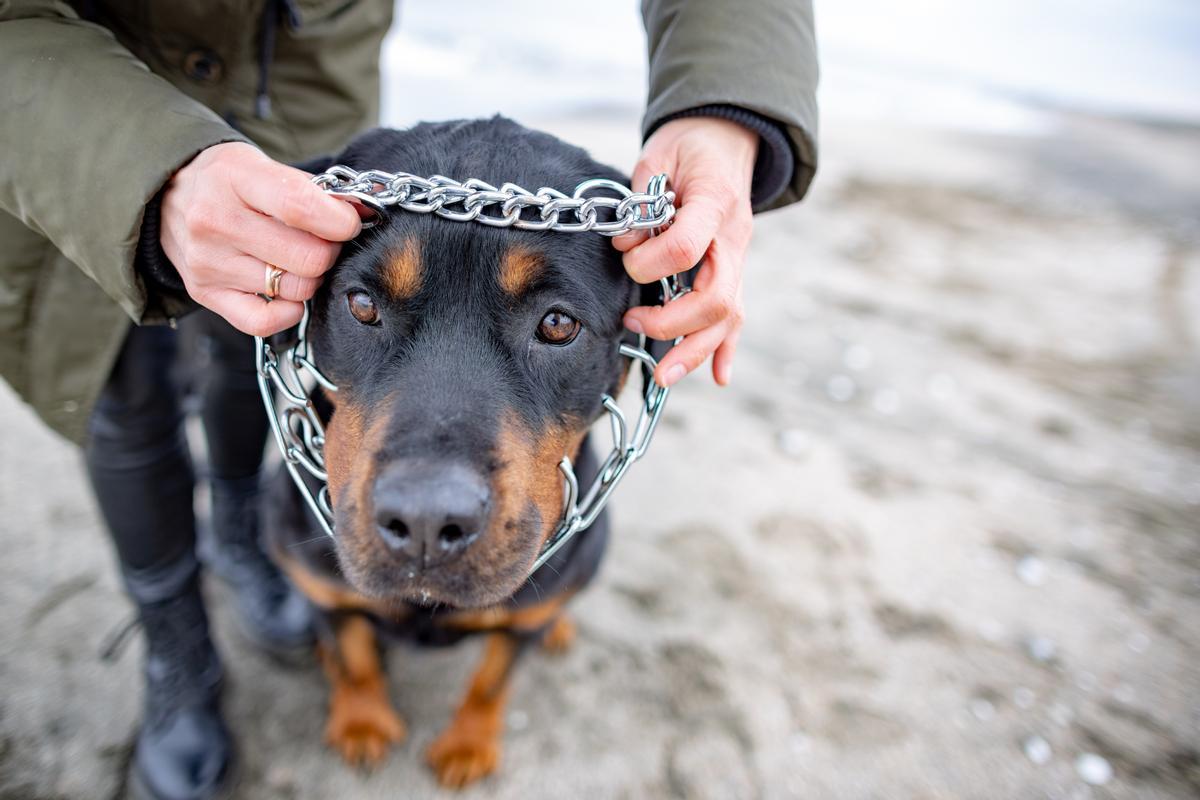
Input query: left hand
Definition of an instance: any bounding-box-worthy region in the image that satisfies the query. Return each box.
[615,117,758,387]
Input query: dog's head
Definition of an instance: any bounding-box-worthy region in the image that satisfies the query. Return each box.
[308,118,637,608]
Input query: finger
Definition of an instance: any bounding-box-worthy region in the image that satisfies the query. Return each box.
[209,289,305,337]
[654,319,733,388]
[622,191,726,283]
[623,242,743,340]
[612,158,669,251]
[232,157,362,241]
[712,327,741,386]
[213,255,322,302]
[629,159,660,196]
[230,209,343,279]
[624,288,735,342]
[611,227,649,253]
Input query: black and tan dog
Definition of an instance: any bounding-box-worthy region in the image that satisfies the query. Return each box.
[263,117,657,788]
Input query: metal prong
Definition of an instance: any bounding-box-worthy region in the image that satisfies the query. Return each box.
[558,456,579,518]
[603,395,628,454]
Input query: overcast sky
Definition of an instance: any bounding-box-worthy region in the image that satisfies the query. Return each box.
[380,1,1200,134]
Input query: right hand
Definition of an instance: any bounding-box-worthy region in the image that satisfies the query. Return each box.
[160,141,362,336]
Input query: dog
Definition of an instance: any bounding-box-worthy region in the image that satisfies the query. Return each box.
[263,117,660,788]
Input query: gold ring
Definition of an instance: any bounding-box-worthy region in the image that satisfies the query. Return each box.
[264,264,285,299]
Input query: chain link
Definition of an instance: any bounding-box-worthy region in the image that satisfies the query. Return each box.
[311,165,676,235]
[257,170,682,576]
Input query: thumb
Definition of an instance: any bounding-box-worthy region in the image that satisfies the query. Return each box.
[613,154,676,252]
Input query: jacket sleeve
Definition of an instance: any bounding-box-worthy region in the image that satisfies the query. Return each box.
[0,0,250,322]
[640,0,819,211]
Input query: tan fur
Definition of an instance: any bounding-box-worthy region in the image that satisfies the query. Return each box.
[321,616,406,767]
[441,594,572,633]
[493,412,587,554]
[498,246,544,296]
[383,238,422,299]
[275,551,397,615]
[426,633,518,787]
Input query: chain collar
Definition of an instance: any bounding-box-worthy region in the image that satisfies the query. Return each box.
[311,166,675,235]
[255,168,681,574]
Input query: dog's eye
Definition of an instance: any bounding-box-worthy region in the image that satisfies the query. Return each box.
[536,311,581,345]
[347,291,380,325]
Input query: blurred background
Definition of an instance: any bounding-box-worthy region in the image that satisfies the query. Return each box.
[2,1,1198,798]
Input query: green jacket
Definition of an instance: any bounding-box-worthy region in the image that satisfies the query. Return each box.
[0,0,818,444]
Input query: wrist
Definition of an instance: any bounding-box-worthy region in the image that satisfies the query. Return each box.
[649,106,793,210]
[136,190,194,318]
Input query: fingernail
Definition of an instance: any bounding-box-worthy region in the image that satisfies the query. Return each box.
[624,316,644,335]
[718,364,733,385]
[662,363,686,387]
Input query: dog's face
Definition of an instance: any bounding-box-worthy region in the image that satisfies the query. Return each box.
[309,119,635,608]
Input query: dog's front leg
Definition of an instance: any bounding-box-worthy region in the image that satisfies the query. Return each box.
[320,613,406,767]
[426,631,527,788]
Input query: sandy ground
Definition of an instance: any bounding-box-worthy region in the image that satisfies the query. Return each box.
[2,110,1198,800]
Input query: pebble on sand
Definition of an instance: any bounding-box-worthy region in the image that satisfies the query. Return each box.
[843,344,874,371]
[1025,635,1057,663]
[1023,735,1052,765]
[1013,687,1035,709]
[1075,753,1114,786]
[927,372,958,402]
[969,698,995,722]
[871,387,901,415]
[777,429,812,459]
[827,374,857,402]
[1016,555,1048,586]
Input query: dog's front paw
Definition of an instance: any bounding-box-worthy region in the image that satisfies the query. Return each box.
[426,722,501,788]
[324,680,407,767]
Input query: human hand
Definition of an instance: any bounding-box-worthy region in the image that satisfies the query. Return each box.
[160,142,361,336]
[615,117,758,387]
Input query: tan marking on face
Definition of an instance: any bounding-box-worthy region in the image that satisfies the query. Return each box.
[324,392,396,536]
[383,238,422,299]
[492,412,588,556]
[320,391,422,601]
[322,400,364,502]
[498,246,544,296]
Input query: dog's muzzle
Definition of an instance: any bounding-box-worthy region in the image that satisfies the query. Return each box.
[255,170,683,575]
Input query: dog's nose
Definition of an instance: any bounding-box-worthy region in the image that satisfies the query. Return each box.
[372,460,490,568]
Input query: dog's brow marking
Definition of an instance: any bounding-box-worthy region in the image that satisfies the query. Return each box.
[383,238,422,299]
[498,246,545,296]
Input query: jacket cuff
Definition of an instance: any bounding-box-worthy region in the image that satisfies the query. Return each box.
[647,104,796,212]
[136,191,195,320]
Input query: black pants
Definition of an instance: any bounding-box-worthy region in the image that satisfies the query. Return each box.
[85,312,267,571]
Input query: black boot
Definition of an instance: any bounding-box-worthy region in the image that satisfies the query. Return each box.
[201,473,313,655]
[125,552,233,800]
